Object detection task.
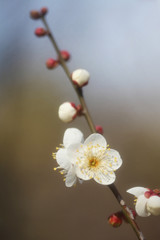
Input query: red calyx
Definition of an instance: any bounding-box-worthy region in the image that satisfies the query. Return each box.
[70,102,77,109]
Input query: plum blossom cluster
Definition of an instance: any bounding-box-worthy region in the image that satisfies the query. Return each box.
[127,187,160,217]
[53,128,122,187]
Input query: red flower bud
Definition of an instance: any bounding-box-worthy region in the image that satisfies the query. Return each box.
[46,58,59,69]
[96,125,103,134]
[35,28,47,37]
[40,7,48,16]
[108,214,122,228]
[60,50,70,61]
[30,10,41,19]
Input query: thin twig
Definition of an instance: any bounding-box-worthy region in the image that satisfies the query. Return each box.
[42,17,96,133]
[41,16,146,240]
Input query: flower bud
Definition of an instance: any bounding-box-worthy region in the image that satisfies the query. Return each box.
[35,28,47,37]
[46,58,59,69]
[96,125,103,134]
[60,50,70,61]
[108,214,122,228]
[58,102,77,123]
[40,7,48,16]
[72,69,90,87]
[30,10,41,19]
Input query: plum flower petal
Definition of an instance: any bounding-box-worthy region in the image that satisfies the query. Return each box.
[53,128,84,187]
[94,171,116,185]
[84,133,107,149]
[147,196,160,216]
[65,166,77,187]
[127,187,148,197]
[63,128,84,148]
[135,195,150,217]
[105,149,122,171]
[56,148,70,169]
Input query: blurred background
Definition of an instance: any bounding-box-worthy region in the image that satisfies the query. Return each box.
[1,0,160,239]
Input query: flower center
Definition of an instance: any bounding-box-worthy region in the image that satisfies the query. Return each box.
[89,157,99,167]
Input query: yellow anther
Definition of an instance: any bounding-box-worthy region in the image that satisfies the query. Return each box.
[56,147,59,150]
[53,167,57,171]
[60,171,64,175]
[52,153,56,159]
[63,178,66,181]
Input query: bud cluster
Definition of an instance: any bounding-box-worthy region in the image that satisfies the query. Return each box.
[46,51,70,69]
[30,7,48,20]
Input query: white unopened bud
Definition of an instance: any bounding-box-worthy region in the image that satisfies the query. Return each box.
[147,196,160,216]
[58,102,77,123]
[72,69,90,87]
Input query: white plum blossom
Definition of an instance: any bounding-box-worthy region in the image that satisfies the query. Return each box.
[58,102,77,123]
[72,69,90,87]
[127,187,160,217]
[53,128,122,187]
[68,132,122,185]
[53,128,84,187]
